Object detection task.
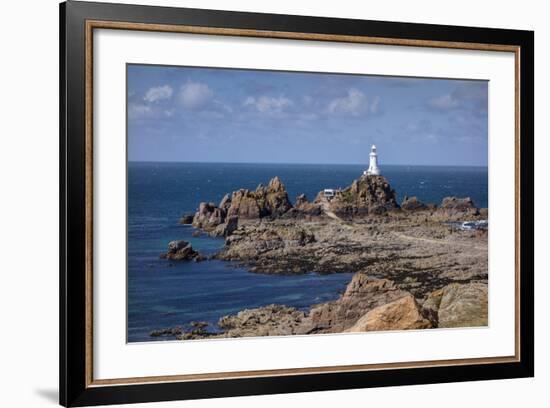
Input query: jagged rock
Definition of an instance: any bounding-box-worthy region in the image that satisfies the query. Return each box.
[160,240,203,261]
[295,194,309,207]
[401,196,428,211]
[178,214,194,224]
[224,215,239,236]
[219,193,231,211]
[218,304,310,337]
[433,196,480,220]
[294,194,322,216]
[309,275,411,333]
[437,282,488,328]
[192,202,226,230]
[227,177,293,219]
[227,189,263,219]
[346,294,432,332]
[441,196,476,211]
[315,175,399,217]
[211,215,239,237]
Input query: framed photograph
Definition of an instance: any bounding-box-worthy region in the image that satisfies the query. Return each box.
[60,1,534,406]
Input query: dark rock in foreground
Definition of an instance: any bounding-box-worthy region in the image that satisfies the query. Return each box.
[160,240,204,261]
[178,214,194,224]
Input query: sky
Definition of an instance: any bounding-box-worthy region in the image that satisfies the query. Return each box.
[127,64,488,166]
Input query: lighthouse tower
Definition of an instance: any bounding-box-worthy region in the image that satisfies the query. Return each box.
[364,145,381,176]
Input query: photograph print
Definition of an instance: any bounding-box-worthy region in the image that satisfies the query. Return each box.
[127,64,489,343]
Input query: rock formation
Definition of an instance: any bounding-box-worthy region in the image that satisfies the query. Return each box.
[227,176,292,219]
[160,240,204,261]
[308,275,412,333]
[315,175,399,217]
[293,194,322,216]
[346,294,432,332]
[190,177,293,234]
[401,195,429,211]
[427,282,489,328]
[192,202,225,231]
[217,304,310,337]
[178,214,194,224]
[434,196,480,220]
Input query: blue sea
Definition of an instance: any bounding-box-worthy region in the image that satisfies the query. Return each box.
[128,162,488,342]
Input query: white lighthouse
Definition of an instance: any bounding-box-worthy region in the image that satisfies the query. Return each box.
[364,145,381,176]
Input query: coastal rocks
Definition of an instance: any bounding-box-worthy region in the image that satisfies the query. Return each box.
[190,177,293,235]
[293,194,322,216]
[401,196,429,211]
[160,240,204,261]
[178,214,194,224]
[316,175,399,217]
[177,322,214,340]
[309,275,411,333]
[346,294,432,332]
[227,189,263,219]
[217,304,310,337]
[211,215,239,237]
[149,327,183,337]
[192,202,226,230]
[436,282,488,328]
[264,176,294,216]
[227,176,292,219]
[214,215,239,237]
[219,222,318,274]
[434,196,480,220]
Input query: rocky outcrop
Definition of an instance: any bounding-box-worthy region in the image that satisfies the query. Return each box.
[219,222,317,274]
[227,177,292,219]
[178,214,194,224]
[346,294,432,332]
[293,194,322,216]
[401,195,429,211]
[433,196,480,220]
[217,304,311,337]
[191,177,293,234]
[308,275,411,333]
[315,175,399,217]
[212,215,239,237]
[192,202,226,230]
[160,240,204,261]
[436,282,488,328]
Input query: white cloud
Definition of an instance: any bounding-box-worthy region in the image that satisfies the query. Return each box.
[243,95,293,115]
[427,94,460,110]
[327,89,379,117]
[128,103,152,119]
[179,81,213,109]
[143,85,173,103]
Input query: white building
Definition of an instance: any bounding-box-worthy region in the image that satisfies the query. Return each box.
[363,144,381,176]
